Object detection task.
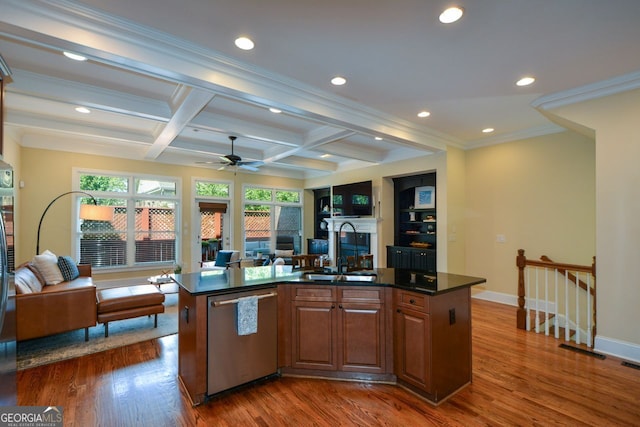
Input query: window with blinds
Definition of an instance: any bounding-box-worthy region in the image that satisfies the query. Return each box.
[76,171,180,269]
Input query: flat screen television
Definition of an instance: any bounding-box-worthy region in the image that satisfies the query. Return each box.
[332,180,373,217]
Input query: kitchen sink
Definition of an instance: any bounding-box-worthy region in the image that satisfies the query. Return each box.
[340,274,377,282]
[304,273,377,283]
[304,274,339,281]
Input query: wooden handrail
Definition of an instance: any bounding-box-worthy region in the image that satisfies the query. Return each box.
[516,249,596,334]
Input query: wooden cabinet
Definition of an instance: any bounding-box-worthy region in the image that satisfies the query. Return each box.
[289,285,387,375]
[394,290,432,392]
[393,287,472,402]
[290,286,337,371]
[178,287,208,405]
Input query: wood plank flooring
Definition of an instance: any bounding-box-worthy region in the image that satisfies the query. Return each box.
[18,299,640,426]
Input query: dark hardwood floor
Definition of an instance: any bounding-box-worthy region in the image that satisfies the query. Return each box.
[18,299,640,426]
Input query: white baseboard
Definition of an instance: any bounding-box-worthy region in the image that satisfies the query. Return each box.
[595,336,640,364]
[471,289,518,306]
[471,290,640,364]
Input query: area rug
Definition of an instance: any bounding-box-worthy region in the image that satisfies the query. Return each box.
[17,293,178,370]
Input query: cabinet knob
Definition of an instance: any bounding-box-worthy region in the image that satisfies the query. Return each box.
[409,299,415,304]
[183,306,190,323]
[396,308,401,313]
[339,304,343,309]
[331,304,335,309]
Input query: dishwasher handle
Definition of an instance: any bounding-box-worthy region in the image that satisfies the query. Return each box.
[210,291,277,307]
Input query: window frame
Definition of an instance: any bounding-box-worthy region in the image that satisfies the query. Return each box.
[72,168,182,272]
[242,184,303,256]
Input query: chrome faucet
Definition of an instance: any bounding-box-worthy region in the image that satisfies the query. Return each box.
[337,221,359,274]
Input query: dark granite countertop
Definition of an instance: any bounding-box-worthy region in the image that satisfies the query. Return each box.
[174,266,485,297]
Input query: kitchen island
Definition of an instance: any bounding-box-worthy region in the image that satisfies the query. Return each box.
[175,266,485,406]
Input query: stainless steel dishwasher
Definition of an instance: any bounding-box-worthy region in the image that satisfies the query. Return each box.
[207,288,278,395]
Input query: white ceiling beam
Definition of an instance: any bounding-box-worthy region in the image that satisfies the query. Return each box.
[145,86,216,159]
[6,69,170,121]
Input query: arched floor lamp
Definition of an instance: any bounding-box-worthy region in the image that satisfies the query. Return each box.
[36,190,112,255]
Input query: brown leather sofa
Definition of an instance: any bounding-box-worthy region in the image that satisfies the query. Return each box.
[14,264,97,341]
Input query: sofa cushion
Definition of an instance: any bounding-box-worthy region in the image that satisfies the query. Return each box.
[58,256,80,281]
[32,250,64,285]
[14,267,43,294]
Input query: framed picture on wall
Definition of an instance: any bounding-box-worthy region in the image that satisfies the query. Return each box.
[414,186,435,209]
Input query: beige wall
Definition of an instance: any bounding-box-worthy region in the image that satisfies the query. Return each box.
[464,131,595,298]
[548,88,640,354]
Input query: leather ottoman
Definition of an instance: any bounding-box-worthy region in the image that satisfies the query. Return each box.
[96,285,165,337]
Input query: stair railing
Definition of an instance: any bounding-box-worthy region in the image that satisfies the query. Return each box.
[516,249,596,347]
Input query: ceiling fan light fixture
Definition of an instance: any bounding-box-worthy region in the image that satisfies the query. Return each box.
[234,36,255,50]
[439,7,464,24]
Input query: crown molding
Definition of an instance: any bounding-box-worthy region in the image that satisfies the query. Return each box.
[532,71,640,111]
[464,124,566,150]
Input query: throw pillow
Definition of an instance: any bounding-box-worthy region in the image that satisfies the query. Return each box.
[214,251,233,267]
[275,249,294,258]
[14,267,43,294]
[58,256,80,281]
[32,250,64,285]
[26,263,46,286]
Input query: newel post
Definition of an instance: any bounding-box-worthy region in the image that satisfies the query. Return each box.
[516,249,527,330]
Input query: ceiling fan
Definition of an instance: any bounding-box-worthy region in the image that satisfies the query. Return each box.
[217,136,264,172]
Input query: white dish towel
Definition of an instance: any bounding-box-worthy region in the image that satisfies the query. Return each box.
[237,296,258,335]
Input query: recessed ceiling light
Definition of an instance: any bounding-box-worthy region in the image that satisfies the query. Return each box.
[482,128,495,133]
[234,37,255,50]
[320,153,331,158]
[331,76,347,86]
[516,76,536,86]
[417,111,431,118]
[269,108,282,114]
[75,106,91,114]
[439,7,464,24]
[374,137,383,141]
[63,51,87,61]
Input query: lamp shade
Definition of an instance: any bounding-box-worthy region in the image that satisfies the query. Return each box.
[79,204,113,221]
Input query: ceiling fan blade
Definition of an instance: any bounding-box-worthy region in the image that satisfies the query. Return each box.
[238,164,259,172]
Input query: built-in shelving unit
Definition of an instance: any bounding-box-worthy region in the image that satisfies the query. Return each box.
[388,173,436,273]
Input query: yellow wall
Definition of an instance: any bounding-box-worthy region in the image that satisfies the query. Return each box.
[18,147,302,280]
[464,131,595,298]
[547,88,640,351]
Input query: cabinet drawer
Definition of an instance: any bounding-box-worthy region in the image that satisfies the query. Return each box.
[394,289,430,313]
[292,285,335,302]
[339,287,383,304]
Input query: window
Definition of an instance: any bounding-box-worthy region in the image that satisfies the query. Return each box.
[243,186,302,256]
[75,171,180,270]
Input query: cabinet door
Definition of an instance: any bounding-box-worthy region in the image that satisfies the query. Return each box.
[291,300,338,371]
[394,307,432,393]
[338,302,385,374]
[412,250,435,273]
[387,246,411,269]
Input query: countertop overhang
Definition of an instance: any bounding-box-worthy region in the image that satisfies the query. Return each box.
[174,267,485,296]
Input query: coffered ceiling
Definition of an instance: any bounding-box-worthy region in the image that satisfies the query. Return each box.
[2,0,640,178]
